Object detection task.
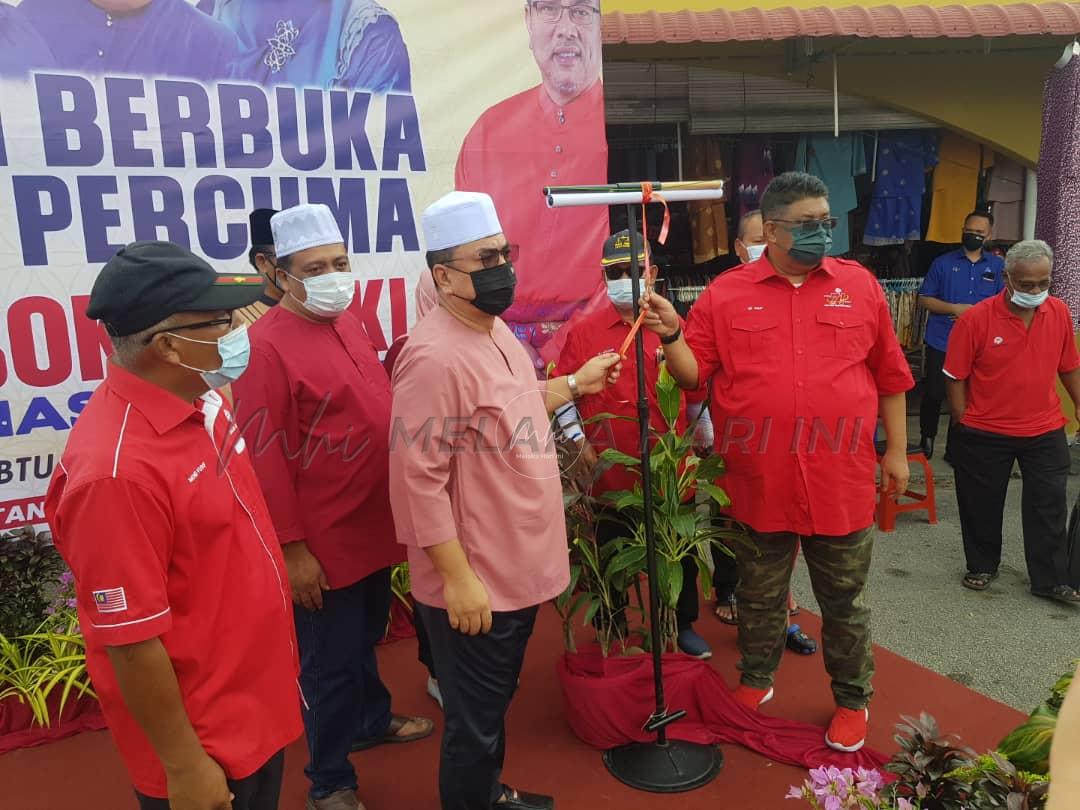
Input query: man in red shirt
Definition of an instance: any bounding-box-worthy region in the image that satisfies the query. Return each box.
[639,172,914,753]
[45,241,302,810]
[944,239,1080,603]
[231,204,433,810]
[455,0,607,371]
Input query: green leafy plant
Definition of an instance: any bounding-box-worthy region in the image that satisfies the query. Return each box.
[0,528,67,638]
[390,562,411,610]
[945,753,1048,810]
[886,713,977,810]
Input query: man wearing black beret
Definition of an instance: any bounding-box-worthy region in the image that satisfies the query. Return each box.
[237,208,283,327]
[45,241,303,810]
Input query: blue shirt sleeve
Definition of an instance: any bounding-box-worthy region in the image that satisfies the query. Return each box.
[339,15,411,93]
[920,257,946,298]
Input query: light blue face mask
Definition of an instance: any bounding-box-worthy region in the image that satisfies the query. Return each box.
[170,324,251,389]
[607,277,637,308]
[1010,289,1049,309]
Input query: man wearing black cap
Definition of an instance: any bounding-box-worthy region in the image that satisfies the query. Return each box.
[237,208,282,327]
[45,241,302,810]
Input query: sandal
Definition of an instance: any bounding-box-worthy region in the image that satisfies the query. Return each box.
[962,571,998,591]
[351,713,434,751]
[714,594,738,625]
[1031,585,1080,604]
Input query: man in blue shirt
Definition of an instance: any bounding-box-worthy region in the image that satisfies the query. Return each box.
[917,211,1004,459]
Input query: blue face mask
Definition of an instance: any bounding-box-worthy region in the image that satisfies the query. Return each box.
[606,277,636,308]
[170,324,251,389]
[1010,289,1049,309]
[788,223,833,266]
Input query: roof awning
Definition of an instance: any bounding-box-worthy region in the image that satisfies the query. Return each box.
[601,3,1080,44]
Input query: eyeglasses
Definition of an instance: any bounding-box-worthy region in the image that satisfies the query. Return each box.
[771,217,839,235]
[528,1,601,27]
[144,317,232,344]
[1010,279,1051,293]
[446,244,520,270]
[604,263,656,281]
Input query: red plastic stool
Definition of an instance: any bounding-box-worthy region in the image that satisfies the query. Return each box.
[875,447,937,533]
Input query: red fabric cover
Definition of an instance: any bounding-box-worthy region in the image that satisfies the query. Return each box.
[558,647,888,770]
[0,694,106,755]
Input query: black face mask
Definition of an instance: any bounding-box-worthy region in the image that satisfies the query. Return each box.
[962,232,986,253]
[456,261,517,316]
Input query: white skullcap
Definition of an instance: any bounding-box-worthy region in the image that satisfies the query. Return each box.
[423,191,503,252]
[271,203,344,258]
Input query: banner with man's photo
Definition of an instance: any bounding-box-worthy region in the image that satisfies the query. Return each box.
[0,0,608,529]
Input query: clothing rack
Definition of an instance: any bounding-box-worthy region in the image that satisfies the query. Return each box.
[877,277,927,352]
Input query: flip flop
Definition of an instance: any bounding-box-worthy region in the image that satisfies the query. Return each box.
[1031,585,1080,604]
[962,571,998,591]
[713,594,738,625]
[351,714,434,752]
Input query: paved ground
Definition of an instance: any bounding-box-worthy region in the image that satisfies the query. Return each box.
[788,410,1080,713]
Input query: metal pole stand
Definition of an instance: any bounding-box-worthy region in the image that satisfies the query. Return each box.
[600,201,721,793]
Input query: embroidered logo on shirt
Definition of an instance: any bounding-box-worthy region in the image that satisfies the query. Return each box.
[187,461,207,483]
[993,336,1004,345]
[823,288,853,308]
[92,587,128,614]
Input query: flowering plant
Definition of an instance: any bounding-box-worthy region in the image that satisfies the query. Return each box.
[786,766,917,810]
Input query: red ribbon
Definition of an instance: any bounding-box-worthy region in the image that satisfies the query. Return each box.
[618,182,672,359]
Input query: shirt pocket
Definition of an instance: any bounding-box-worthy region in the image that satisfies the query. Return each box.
[730,313,781,364]
[814,310,871,359]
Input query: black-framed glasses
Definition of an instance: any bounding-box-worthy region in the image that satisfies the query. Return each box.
[528,1,601,26]
[447,244,520,270]
[144,317,232,344]
[604,263,656,281]
[771,217,839,235]
[1011,279,1051,293]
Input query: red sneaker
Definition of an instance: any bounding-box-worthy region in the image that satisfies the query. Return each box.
[733,684,774,711]
[826,706,869,752]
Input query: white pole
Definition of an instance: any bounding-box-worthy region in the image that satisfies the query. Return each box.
[1023,168,1038,240]
[548,189,726,208]
[833,53,839,138]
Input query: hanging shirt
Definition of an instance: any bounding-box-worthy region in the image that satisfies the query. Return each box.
[918,249,1005,352]
[17,0,240,82]
[986,156,1026,243]
[455,81,608,328]
[733,138,776,217]
[795,134,867,256]
[209,0,410,92]
[232,306,403,590]
[864,131,938,246]
[944,291,1080,437]
[685,253,914,536]
[925,131,992,244]
[554,301,691,495]
[388,306,570,612]
[45,365,302,799]
[0,3,56,77]
[687,135,730,263]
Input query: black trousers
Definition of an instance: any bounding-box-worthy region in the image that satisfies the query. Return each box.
[595,510,702,630]
[920,346,949,440]
[952,425,1071,590]
[414,601,436,678]
[136,749,285,810]
[416,602,539,810]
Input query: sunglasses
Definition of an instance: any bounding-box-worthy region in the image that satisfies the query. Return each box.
[144,316,233,344]
[447,244,520,270]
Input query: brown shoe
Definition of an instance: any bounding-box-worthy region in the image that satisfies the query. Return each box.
[305,789,364,810]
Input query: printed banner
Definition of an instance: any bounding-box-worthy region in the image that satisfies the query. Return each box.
[0,0,608,529]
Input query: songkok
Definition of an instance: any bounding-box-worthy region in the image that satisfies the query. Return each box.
[423,191,503,252]
[249,208,278,247]
[271,204,344,258]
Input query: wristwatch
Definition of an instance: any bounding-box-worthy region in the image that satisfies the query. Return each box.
[660,327,682,345]
[567,374,580,399]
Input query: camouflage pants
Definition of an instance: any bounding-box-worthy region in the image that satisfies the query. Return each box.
[735,526,875,709]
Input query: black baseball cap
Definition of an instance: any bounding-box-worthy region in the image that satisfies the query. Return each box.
[86,241,265,337]
[601,229,647,266]
[249,208,278,247]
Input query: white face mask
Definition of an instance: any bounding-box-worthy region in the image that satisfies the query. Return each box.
[745,243,767,262]
[1010,288,1049,309]
[606,277,636,309]
[286,270,355,317]
[170,325,251,390]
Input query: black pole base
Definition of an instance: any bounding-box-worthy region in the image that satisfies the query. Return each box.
[603,739,722,793]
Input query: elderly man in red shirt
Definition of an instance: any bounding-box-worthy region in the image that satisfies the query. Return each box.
[455,0,607,371]
[639,172,914,754]
[232,204,433,810]
[944,239,1080,603]
[46,242,302,810]
[389,190,620,810]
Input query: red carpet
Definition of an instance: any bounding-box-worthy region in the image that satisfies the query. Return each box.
[0,603,1023,810]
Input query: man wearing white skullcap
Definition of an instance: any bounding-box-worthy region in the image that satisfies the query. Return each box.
[388,191,621,810]
[232,203,433,810]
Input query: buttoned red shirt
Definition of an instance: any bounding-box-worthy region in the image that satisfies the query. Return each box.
[685,254,914,536]
[45,364,302,799]
[944,290,1080,437]
[232,306,403,590]
[455,81,608,324]
[555,300,692,495]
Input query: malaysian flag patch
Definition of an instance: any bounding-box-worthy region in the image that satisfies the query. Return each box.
[92,587,128,614]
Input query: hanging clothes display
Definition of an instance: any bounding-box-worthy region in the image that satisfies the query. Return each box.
[734,138,775,217]
[925,131,993,243]
[1036,52,1080,323]
[878,278,926,350]
[864,131,938,247]
[795,134,867,255]
[986,156,1025,243]
[687,135,730,263]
